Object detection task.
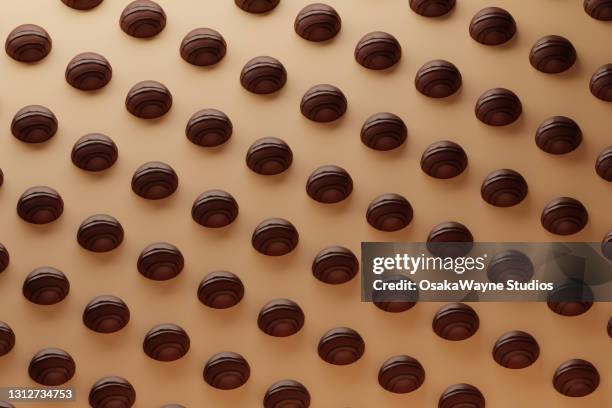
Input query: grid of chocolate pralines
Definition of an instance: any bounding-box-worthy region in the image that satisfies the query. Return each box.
[0,1,611,407]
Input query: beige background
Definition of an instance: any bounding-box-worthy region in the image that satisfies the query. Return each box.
[0,0,610,406]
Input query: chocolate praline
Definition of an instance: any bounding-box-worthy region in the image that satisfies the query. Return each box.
[378,355,425,393]
[366,193,413,232]
[137,242,184,281]
[11,105,58,143]
[529,35,576,74]
[360,112,407,151]
[257,299,305,337]
[197,271,244,309]
[65,52,112,91]
[589,64,612,101]
[306,165,353,203]
[125,80,172,119]
[354,32,401,70]
[480,169,528,207]
[414,60,462,98]
[131,161,178,200]
[83,295,130,333]
[541,197,588,235]
[5,24,52,63]
[469,7,516,46]
[409,0,455,17]
[312,246,358,284]
[317,327,365,365]
[432,303,479,341]
[235,0,280,13]
[180,28,226,66]
[420,140,468,179]
[61,0,104,10]
[71,133,118,171]
[535,116,582,154]
[120,0,166,38]
[185,109,232,147]
[492,330,540,369]
[246,137,293,175]
[373,275,418,313]
[595,146,612,181]
[264,380,310,408]
[475,88,522,126]
[0,322,15,356]
[0,244,8,273]
[553,359,600,397]
[300,84,347,122]
[240,56,287,94]
[584,0,612,20]
[88,376,136,408]
[486,250,534,283]
[252,218,299,256]
[294,3,341,42]
[203,352,250,390]
[22,267,70,305]
[17,186,63,224]
[77,214,124,252]
[547,279,593,316]
[191,190,239,228]
[427,222,474,258]
[438,383,485,408]
[143,323,190,362]
[28,348,75,386]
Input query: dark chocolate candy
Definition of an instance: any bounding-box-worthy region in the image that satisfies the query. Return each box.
[547,280,594,316]
[432,303,479,341]
[378,355,425,394]
[374,300,416,313]
[584,0,612,20]
[294,3,341,42]
[409,0,455,17]
[373,275,419,313]
[131,161,178,200]
[83,295,130,333]
[71,133,118,171]
[16,186,63,224]
[143,323,190,362]
[306,165,353,203]
[486,250,534,283]
[366,193,413,232]
[191,190,239,228]
[137,242,184,281]
[541,197,588,235]
[125,80,172,119]
[235,0,279,13]
[553,359,600,397]
[22,267,69,305]
[246,137,293,175]
[311,246,358,284]
[240,56,287,94]
[595,146,612,181]
[77,214,124,252]
[120,0,166,38]
[414,60,462,98]
[354,32,401,70]
[264,379,310,408]
[88,376,136,408]
[11,105,58,143]
[529,35,576,74]
[257,299,305,337]
[317,327,365,365]
[480,169,528,207]
[252,218,299,256]
[602,230,612,260]
[475,88,522,126]
[61,0,103,10]
[469,7,516,46]
[535,116,582,154]
[197,271,244,309]
[590,64,612,101]
[0,322,15,356]
[427,222,474,257]
[0,169,3,187]
[492,330,540,369]
[185,109,232,147]
[360,112,407,151]
[438,383,485,408]
[180,28,226,66]
[5,24,52,63]
[420,140,468,179]
[65,52,112,91]
[28,348,75,386]
[300,84,347,122]
[203,352,250,390]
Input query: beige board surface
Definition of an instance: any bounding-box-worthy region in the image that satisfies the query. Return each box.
[0,0,611,407]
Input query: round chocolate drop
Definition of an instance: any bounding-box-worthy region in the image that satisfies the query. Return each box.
[360,112,407,151]
[409,0,455,17]
[553,359,600,397]
[480,169,528,207]
[306,165,353,203]
[469,7,516,46]
[414,60,462,98]
[354,31,401,70]
[492,331,540,369]
[427,222,474,258]
[540,197,588,235]
[595,146,612,181]
[432,303,479,341]
[125,80,172,119]
[11,105,58,143]
[71,133,118,171]
[318,327,365,365]
[16,186,63,224]
[0,322,15,357]
[252,218,299,256]
[257,299,305,337]
[235,0,279,13]
[475,88,522,126]
[240,56,287,94]
[65,52,112,91]
[5,24,52,63]
[191,190,239,228]
[137,242,184,281]
[28,348,75,386]
[486,250,534,284]
[547,279,594,316]
[311,246,358,284]
[131,161,178,200]
[197,271,244,309]
[294,3,341,42]
[77,214,124,252]
[438,383,485,408]
[264,379,310,408]
[22,267,70,305]
[203,352,250,390]
[88,376,136,408]
[180,28,226,66]
[590,64,612,101]
[300,84,347,122]
[420,140,468,179]
[535,116,582,154]
[584,0,612,20]
[83,295,130,333]
[529,35,576,74]
[143,323,190,362]
[185,109,232,147]
[366,193,413,232]
[120,0,166,38]
[61,0,103,10]
[378,355,425,394]
[246,137,293,175]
